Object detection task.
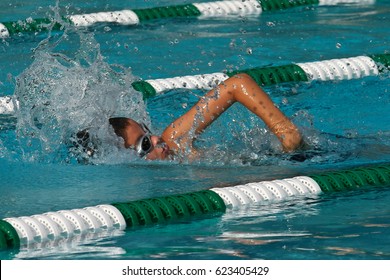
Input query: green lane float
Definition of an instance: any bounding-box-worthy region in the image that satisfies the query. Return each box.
[1,163,389,251]
[0,220,21,250]
[0,0,375,38]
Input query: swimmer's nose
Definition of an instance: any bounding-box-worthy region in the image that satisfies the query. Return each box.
[150,135,161,147]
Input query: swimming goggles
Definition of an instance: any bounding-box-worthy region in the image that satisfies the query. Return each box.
[135,123,153,158]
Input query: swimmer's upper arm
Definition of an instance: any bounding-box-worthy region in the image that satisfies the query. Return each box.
[161,108,199,152]
[161,75,239,152]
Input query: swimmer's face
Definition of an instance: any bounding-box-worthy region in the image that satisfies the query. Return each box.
[120,119,171,160]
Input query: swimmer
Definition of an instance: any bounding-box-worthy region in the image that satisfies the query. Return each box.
[109,73,303,161]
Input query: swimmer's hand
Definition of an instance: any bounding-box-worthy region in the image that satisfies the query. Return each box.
[269,118,303,152]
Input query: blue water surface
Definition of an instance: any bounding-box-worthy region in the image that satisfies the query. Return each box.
[0,0,389,260]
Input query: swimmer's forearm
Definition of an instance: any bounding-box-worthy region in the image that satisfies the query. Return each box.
[230,74,302,151]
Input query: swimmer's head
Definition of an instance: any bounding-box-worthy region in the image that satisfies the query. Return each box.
[109,117,171,160]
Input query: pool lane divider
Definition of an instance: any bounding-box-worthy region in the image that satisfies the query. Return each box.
[1,163,389,251]
[0,53,389,115]
[0,0,375,38]
[133,53,390,99]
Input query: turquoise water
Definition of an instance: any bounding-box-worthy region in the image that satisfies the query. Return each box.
[0,0,389,259]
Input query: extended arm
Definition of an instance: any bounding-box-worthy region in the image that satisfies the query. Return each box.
[161,73,302,154]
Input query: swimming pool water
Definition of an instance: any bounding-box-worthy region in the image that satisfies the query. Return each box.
[0,0,389,259]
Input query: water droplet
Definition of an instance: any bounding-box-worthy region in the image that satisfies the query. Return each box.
[239,28,247,34]
[266,22,275,27]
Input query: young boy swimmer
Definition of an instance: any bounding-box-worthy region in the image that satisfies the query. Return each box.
[109,73,303,161]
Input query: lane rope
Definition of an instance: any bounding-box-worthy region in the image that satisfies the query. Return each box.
[0,0,375,38]
[1,163,389,251]
[1,53,389,115]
